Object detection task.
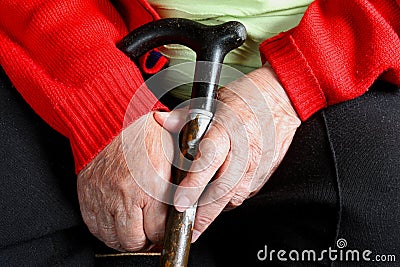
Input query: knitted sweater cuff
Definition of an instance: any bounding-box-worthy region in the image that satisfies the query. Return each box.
[66,62,167,173]
[259,30,327,121]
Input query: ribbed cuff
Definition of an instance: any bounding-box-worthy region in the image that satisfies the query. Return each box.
[56,62,168,173]
[259,30,327,121]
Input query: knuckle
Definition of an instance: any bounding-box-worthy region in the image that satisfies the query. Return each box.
[209,151,225,169]
[196,213,214,230]
[99,223,116,233]
[182,176,208,192]
[117,220,148,252]
[211,181,234,201]
[230,193,247,207]
[196,142,217,168]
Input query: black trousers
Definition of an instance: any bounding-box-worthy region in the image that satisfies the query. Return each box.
[1,65,399,266]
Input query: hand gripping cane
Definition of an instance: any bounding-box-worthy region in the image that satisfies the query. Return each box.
[117,18,246,267]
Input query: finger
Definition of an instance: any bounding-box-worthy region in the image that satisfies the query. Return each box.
[173,124,230,212]
[96,211,121,251]
[191,172,243,243]
[80,208,99,238]
[153,108,188,133]
[225,158,261,210]
[191,181,236,243]
[224,172,254,210]
[143,200,168,244]
[197,125,250,208]
[191,131,250,242]
[115,206,147,252]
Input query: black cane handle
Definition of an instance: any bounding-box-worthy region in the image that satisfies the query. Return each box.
[117,18,246,267]
[117,18,246,113]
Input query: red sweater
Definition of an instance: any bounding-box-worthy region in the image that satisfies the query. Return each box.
[0,0,399,173]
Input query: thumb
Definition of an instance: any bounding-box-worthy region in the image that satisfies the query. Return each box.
[153,108,187,133]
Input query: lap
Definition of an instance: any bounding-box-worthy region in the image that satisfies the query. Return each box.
[0,68,94,265]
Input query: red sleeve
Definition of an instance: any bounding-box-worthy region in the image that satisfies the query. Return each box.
[260,0,400,121]
[0,0,167,173]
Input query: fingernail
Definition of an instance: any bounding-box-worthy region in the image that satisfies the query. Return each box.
[154,112,172,130]
[154,112,168,121]
[156,111,168,117]
[175,194,191,212]
[191,230,201,243]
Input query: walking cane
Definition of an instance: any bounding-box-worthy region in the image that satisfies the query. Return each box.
[117,18,246,267]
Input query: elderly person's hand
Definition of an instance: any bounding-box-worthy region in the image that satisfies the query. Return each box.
[77,65,300,251]
[77,113,174,252]
[155,65,301,242]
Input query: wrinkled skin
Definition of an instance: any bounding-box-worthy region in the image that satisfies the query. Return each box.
[77,65,300,251]
[77,114,173,251]
[155,65,301,241]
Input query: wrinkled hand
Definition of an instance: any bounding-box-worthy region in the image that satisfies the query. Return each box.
[155,65,301,242]
[77,65,300,251]
[77,113,174,252]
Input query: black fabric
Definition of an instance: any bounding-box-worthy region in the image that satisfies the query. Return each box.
[1,62,399,267]
[324,81,400,266]
[0,227,94,267]
[0,68,95,266]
